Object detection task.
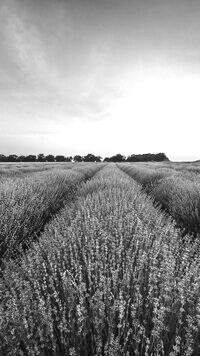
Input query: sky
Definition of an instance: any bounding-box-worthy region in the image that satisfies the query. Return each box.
[1,0,200,161]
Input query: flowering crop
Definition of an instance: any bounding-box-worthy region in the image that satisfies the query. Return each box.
[0,163,104,265]
[117,163,174,193]
[1,164,200,355]
[0,162,74,180]
[118,163,200,236]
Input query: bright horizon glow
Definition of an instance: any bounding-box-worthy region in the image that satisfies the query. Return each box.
[1,70,200,162]
[45,70,200,161]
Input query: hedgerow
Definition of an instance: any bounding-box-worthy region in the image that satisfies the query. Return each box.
[1,165,200,355]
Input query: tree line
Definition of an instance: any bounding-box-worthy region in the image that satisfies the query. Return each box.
[105,152,169,162]
[0,152,169,163]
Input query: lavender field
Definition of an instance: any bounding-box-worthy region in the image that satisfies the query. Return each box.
[0,162,200,355]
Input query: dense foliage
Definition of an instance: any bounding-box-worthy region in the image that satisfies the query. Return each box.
[0,152,170,162]
[104,153,169,162]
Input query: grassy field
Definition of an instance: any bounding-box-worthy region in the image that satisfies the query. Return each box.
[0,162,200,355]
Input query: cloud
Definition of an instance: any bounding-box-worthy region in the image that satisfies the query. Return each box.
[2,0,73,92]
[4,12,50,89]
[0,0,118,122]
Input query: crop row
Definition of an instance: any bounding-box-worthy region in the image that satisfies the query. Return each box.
[118,163,200,236]
[1,164,200,355]
[0,162,76,180]
[0,163,104,265]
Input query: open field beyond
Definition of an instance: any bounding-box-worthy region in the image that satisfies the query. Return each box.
[0,162,200,355]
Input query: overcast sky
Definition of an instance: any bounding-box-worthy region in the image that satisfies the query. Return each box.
[1,0,200,161]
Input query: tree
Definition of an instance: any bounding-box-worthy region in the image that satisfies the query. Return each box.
[126,154,138,162]
[155,153,169,161]
[45,155,55,162]
[55,155,66,162]
[126,152,170,162]
[95,156,102,162]
[7,155,18,162]
[83,154,101,162]
[0,154,7,162]
[74,155,83,162]
[17,155,26,162]
[37,154,45,162]
[109,154,126,162]
[103,157,110,162]
[24,155,37,162]
[65,156,72,162]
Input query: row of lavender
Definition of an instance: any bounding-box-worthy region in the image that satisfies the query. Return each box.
[118,163,200,236]
[0,163,104,265]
